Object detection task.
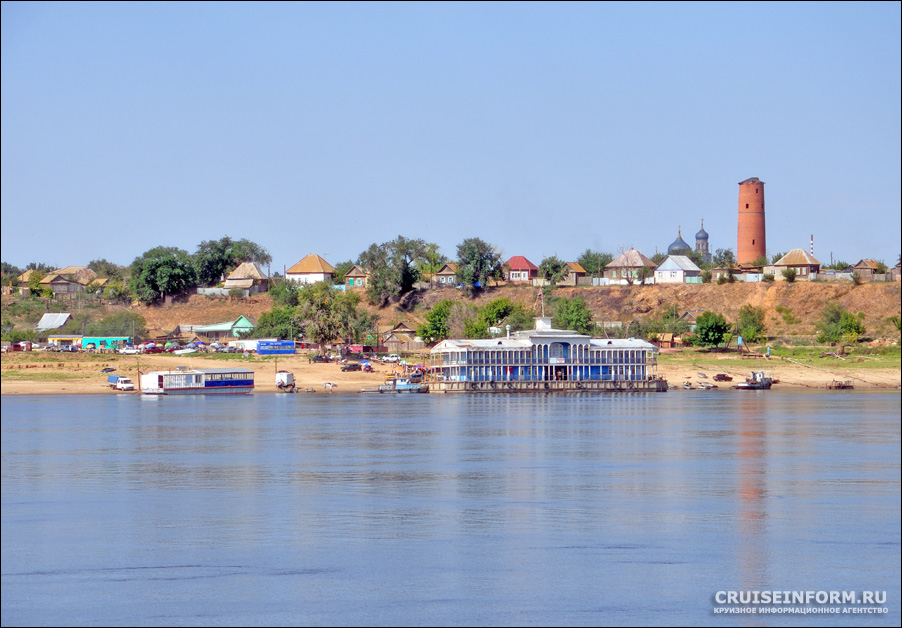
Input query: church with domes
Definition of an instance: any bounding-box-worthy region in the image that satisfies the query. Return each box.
[664,221,712,264]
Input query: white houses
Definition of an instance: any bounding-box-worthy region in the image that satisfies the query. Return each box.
[654,255,701,284]
[286,254,335,284]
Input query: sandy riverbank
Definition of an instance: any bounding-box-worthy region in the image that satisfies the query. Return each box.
[2,350,899,395]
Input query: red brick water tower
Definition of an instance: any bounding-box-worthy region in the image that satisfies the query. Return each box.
[737,177,766,265]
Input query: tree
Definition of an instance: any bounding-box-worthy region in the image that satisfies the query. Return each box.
[414,242,448,277]
[254,306,305,340]
[102,279,130,302]
[88,259,125,280]
[539,255,567,285]
[193,236,271,287]
[418,299,455,342]
[781,267,797,283]
[463,297,534,339]
[694,311,730,347]
[636,265,653,285]
[552,296,595,335]
[737,304,766,344]
[751,256,769,267]
[358,236,426,306]
[576,249,613,277]
[295,283,377,344]
[712,248,736,268]
[456,237,503,294]
[268,279,300,307]
[27,270,46,293]
[817,303,866,343]
[1,262,22,286]
[129,246,197,304]
[84,311,148,340]
[25,262,55,272]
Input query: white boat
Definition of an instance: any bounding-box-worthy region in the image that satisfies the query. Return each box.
[173,348,197,355]
[733,371,772,390]
[361,376,429,394]
[140,368,255,395]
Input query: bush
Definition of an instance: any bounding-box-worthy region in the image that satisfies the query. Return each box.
[762,273,775,283]
[737,305,766,343]
[782,268,797,283]
[817,303,866,343]
[695,311,730,347]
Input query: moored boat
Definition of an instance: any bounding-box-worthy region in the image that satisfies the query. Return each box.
[733,371,772,390]
[361,376,429,394]
[140,368,255,395]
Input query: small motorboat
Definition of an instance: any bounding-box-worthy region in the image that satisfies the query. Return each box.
[733,371,772,390]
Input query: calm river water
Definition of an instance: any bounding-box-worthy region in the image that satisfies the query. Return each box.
[2,391,900,626]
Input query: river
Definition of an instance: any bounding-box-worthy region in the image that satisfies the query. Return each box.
[2,391,899,626]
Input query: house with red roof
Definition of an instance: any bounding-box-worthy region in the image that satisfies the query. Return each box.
[506,256,538,283]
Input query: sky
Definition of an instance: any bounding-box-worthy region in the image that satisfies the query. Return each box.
[2,1,900,272]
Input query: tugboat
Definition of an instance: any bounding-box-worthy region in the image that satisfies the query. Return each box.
[733,371,772,390]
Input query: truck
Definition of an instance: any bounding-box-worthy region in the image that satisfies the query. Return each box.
[107,375,135,391]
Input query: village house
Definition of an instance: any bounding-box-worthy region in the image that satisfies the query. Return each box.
[344,265,370,290]
[556,262,587,287]
[506,256,538,283]
[193,315,257,341]
[379,321,424,352]
[850,259,884,282]
[677,310,706,332]
[39,273,89,299]
[604,249,656,284]
[709,265,734,283]
[654,255,702,284]
[765,249,821,281]
[431,263,459,287]
[286,254,334,284]
[223,262,270,294]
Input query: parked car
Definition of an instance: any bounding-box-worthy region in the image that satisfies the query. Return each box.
[311,355,331,363]
[341,363,362,372]
[713,374,733,382]
[382,354,401,363]
[119,346,141,355]
[143,345,163,354]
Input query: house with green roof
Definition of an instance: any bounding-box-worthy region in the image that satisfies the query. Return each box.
[193,315,257,340]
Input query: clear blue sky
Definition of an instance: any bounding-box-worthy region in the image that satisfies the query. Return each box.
[2,1,900,271]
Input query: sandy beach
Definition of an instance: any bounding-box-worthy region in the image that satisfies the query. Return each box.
[2,350,899,395]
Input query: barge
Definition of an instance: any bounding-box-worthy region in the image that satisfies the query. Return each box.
[140,368,255,395]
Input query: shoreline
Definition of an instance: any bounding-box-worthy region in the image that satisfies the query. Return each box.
[2,351,899,396]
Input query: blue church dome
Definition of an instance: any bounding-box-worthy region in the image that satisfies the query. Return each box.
[667,229,691,254]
